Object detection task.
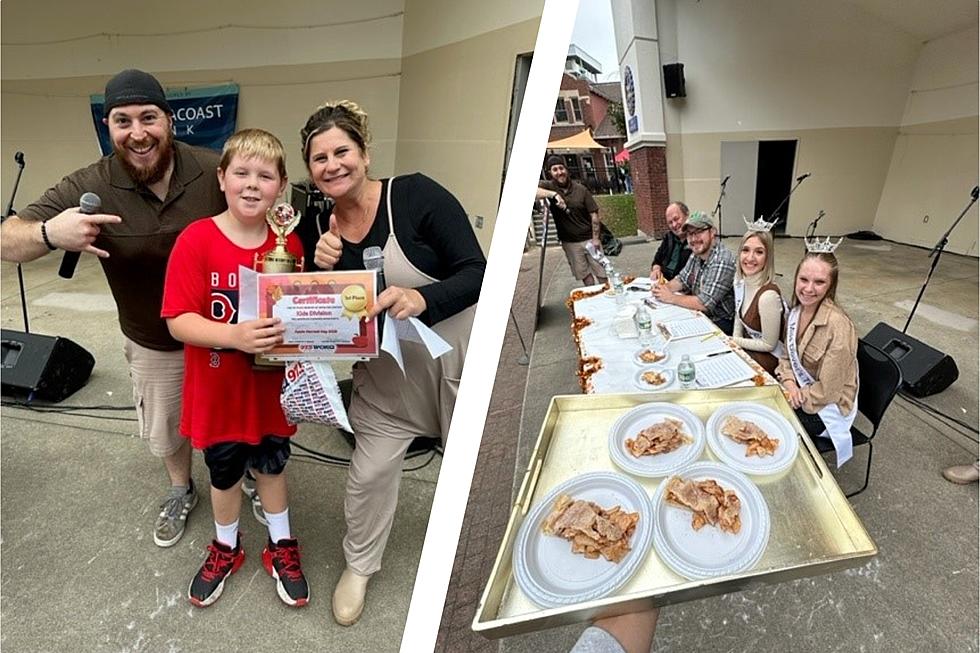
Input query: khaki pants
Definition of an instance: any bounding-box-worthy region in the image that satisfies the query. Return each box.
[561,240,607,281]
[123,337,185,457]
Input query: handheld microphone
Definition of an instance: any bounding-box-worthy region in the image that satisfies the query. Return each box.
[362,245,386,340]
[796,173,811,183]
[58,192,101,279]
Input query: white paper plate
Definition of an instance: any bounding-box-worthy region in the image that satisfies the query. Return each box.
[652,462,770,580]
[512,472,654,607]
[608,403,706,478]
[633,367,676,390]
[632,347,671,367]
[705,403,799,475]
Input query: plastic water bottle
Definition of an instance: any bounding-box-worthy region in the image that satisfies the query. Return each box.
[611,271,624,294]
[678,354,696,389]
[635,304,653,345]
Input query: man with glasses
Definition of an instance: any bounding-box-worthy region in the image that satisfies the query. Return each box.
[651,211,736,334]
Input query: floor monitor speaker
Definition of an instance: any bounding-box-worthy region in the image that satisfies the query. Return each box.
[1,329,95,402]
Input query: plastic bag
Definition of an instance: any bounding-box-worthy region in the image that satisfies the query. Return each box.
[280,360,352,433]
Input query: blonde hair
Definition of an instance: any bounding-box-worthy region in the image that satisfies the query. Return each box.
[219,128,287,179]
[736,230,776,284]
[300,100,371,166]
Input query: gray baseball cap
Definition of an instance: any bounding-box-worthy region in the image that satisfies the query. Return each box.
[683,210,714,231]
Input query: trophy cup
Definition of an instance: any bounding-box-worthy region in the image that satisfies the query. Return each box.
[254,203,301,367]
[256,203,301,273]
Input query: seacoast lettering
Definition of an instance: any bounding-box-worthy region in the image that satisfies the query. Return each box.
[174,104,225,121]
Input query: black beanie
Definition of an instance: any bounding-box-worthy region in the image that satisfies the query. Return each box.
[103,69,172,118]
[545,155,564,169]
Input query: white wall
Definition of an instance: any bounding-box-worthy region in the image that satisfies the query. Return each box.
[668,0,920,133]
[648,0,978,248]
[872,26,979,255]
[1,0,542,254]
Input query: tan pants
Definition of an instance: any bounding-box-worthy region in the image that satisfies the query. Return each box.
[342,309,470,576]
[123,337,185,457]
[561,240,607,281]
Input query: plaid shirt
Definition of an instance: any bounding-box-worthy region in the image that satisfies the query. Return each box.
[676,239,736,322]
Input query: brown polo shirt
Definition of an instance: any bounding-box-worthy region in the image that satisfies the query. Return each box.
[539,179,599,243]
[17,141,226,350]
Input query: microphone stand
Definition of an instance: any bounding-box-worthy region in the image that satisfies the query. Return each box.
[2,152,30,332]
[903,185,979,333]
[712,176,729,235]
[768,174,810,230]
[805,210,826,239]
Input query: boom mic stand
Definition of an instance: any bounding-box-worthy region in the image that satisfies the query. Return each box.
[768,172,811,231]
[712,175,730,235]
[805,210,826,239]
[2,152,30,332]
[903,185,979,333]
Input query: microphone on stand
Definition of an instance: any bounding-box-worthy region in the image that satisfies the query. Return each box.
[721,175,731,187]
[806,209,826,239]
[58,192,101,279]
[796,173,811,182]
[363,245,386,342]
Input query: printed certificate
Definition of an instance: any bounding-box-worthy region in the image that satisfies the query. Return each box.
[256,270,379,360]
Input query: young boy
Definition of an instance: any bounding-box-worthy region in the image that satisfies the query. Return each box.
[161,129,308,608]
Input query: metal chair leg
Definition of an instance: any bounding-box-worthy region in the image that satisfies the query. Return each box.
[846,442,873,498]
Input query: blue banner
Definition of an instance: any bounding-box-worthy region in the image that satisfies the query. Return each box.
[90,83,239,155]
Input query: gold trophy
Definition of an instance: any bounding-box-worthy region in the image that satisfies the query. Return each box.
[255,202,301,273]
[254,202,301,367]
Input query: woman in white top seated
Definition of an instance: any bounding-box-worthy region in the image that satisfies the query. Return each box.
[731,223,784,375]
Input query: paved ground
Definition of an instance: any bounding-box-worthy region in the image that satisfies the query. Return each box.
[1,253,441,652]
[444,235,979,653]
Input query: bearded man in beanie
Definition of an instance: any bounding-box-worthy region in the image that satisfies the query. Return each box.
[536,155,607,286]
[1,69,227,547]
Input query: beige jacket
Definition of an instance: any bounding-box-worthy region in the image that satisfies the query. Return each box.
[776,298,858,415]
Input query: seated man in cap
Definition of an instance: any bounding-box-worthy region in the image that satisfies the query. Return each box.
[651,211,736,335]
[535,155,607,286]
[0,69,227,548]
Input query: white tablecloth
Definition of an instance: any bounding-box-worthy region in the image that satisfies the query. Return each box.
[571,284,776,394]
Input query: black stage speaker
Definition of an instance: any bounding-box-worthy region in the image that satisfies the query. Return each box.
[0,329,95,402]
[663,63,686,98]
[864,322,958,397]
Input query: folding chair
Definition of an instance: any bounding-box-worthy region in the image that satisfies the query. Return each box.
[813,338,903,497]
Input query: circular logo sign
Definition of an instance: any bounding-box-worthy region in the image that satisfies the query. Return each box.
[624,66,636,117]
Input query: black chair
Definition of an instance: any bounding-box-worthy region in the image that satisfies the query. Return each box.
[812,338,903,498]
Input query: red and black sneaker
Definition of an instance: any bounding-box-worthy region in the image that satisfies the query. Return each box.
[188,537,245,608]
[262,537,310,607]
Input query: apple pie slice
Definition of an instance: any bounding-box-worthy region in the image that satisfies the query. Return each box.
[542,494,639,563]
[721,415,779,457]
[625,418,693,457]
[664,476,741,534]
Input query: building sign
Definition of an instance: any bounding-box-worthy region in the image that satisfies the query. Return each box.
[624,66,636,117]
[90,83,239,155]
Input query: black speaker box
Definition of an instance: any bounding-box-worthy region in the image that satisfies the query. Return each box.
[663,63,686,98]
[864,322,958,397]
[0,329,95,402]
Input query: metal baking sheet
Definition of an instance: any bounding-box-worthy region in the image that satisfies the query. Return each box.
[472,385,877,638]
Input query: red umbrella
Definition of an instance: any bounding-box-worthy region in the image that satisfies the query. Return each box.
[614,148,630,164]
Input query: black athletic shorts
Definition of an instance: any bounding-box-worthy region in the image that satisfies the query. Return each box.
[203,436,291,490]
